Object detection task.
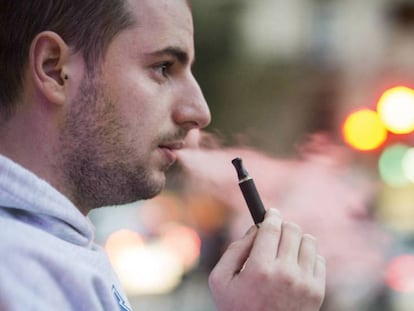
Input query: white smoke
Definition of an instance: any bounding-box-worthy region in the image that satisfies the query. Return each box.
[177,131,393,310]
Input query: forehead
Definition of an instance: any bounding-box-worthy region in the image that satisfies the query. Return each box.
[126,0,194,50]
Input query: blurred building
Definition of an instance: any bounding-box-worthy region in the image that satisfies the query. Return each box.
[193,0,414,152]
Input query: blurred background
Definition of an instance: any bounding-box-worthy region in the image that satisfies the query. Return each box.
[89,0,414,310]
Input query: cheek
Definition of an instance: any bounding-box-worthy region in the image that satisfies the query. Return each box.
[115,91,164,150]
[102,67,172,139]
[123,87,171,130]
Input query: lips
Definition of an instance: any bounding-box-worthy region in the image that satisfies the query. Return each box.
[158,141,185,165]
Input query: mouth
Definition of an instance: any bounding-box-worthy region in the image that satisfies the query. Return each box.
[158,141,185,166]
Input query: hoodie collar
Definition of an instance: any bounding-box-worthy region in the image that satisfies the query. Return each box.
[0,155,95,247]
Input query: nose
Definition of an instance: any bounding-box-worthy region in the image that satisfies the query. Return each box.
[173,75,211,131]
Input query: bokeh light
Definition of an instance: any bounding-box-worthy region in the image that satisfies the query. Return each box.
[402,148,414,183]
[377,86,414,134]
[379,144,410,187]
[342,109,387,151]
[105,229,145,256]
[160,224,201,271]
[105,229,186,296]
[386,255,414,293]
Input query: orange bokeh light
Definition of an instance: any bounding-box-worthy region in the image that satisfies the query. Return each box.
[105,229,144,262]
[161,225,201,271]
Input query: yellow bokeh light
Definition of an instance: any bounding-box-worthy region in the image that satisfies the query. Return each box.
[342,109,387,151]
[377,86,414,134]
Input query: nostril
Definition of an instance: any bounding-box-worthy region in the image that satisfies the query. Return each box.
[182,120,201,131]
[173,103,211,130]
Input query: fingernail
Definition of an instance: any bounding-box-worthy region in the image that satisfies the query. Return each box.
[267,208,281,217]
[263,208,283,229]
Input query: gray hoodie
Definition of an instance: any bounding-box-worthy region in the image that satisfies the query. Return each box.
[0,155,133,311]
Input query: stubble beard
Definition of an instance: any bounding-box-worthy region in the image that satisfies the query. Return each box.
[57,73,164,213]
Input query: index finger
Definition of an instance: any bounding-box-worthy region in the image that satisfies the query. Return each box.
[249,208,282,262]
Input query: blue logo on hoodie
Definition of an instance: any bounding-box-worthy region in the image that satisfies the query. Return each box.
[112,285,132,311]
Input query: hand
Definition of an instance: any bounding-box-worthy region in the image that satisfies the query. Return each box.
[209,208,326,311]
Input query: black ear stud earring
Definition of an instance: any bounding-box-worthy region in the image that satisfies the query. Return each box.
[64,74,69,80]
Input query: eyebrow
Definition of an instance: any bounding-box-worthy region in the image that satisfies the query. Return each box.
[145,46,194,66]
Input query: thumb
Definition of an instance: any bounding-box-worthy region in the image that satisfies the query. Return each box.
[210,226,257,284]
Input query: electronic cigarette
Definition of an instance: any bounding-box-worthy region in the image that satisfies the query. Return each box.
[232,157,266,225]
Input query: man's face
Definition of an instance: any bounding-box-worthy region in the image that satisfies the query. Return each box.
[59,0,210,212]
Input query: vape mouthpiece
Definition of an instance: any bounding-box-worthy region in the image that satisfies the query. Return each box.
[231,157,249,181]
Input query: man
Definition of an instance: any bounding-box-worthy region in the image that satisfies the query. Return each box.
[0,0,326,310]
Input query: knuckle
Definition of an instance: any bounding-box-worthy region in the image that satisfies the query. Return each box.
[208,268,221,289]
[259,265,275,282]
[306,285,325,305]
[271,262,325,306]
[295,282,310,296]
[274,267,298,287]
[243,261,275,284]
[248,263,272,282]
[295,279,325,304]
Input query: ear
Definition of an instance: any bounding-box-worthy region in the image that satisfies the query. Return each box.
[29,31,71,105]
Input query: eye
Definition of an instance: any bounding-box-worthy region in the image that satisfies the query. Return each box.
[154,61,173,78]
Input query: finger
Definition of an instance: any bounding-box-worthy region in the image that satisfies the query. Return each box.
[314,255,326,281]
[298,234,317,275]
[313,255,327,298]
[249,208,283,262]
[210,225,257,283]
[277,221,302,262]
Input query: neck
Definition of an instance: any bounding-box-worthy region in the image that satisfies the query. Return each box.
[0,101,64,197]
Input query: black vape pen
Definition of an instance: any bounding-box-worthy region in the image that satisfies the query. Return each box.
[232,157,266,225]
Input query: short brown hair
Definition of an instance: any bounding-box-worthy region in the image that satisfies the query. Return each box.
[0,0,135,119]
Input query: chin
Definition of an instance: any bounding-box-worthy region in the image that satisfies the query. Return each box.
[105,167,167,205]
[142,171,166,198]
[141,189,162,200]
[109,179,164,206]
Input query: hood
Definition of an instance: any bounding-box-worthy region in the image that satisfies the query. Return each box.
[0,155,95,247]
